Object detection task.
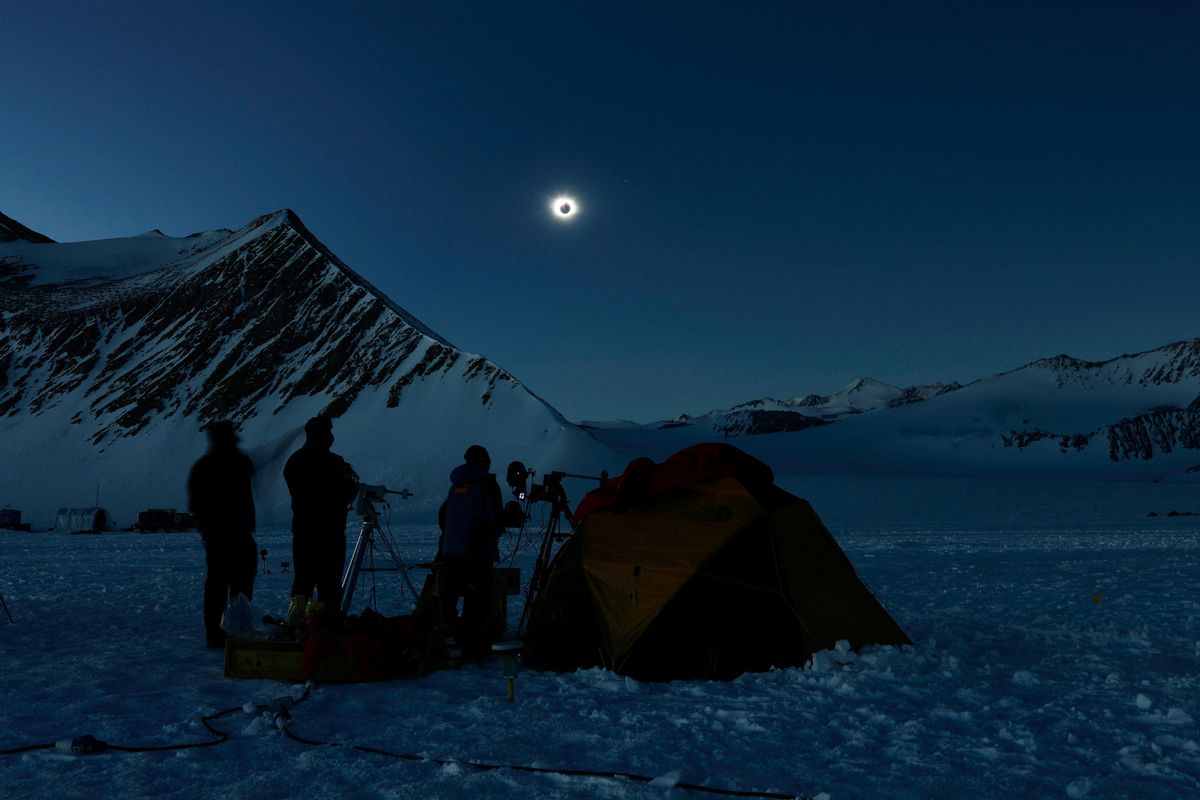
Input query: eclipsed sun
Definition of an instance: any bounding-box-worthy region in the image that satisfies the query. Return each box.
[551,196,578,220]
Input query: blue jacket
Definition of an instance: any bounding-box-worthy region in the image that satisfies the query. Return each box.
[440,463,502,561]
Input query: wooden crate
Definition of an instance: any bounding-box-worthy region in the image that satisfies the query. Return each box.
[224,638,376,682]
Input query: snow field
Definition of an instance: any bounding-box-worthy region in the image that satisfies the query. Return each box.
[1,479,1198,799]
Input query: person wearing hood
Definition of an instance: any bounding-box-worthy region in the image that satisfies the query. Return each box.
[187,420,257,650]
[284,415,359,619]
[437,444,504,656]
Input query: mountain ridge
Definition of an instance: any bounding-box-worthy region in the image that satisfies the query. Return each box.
[0,208,612,526]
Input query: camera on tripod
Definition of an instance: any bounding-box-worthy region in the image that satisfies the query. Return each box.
[503,462,608,636]
[505,462,568,505]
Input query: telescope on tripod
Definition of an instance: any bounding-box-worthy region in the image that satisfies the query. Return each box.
[340,483,415,615]
[505,462,607,636]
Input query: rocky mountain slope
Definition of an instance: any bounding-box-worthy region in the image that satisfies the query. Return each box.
[0,211,54,245]
[0,210,612,527]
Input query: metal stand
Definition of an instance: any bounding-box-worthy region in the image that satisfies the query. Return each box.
[502,466,607,639]
[0,591,12,623]
[515,488,575,638]
[340,484,414,616]
[492,640,523,701]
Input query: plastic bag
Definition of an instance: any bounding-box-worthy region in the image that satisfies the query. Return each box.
[221,593,256,638]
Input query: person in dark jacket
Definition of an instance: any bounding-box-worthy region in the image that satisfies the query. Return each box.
[284,415,359,617]
[187,420,257,650]
[437,444,504,656]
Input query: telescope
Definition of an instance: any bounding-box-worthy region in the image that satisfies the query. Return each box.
[354,483,413,518]
[342,482,415,615]
[505,462,605,505]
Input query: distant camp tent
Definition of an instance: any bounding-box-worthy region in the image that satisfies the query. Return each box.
[0,508,31,531]
[54,507,113,534]
[523,444,911,681]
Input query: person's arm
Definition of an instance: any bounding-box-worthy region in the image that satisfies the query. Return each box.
[186,462,200,514]
[340,459,359,506]
[488,478,503,521]
[486,477,503,562]
[241,452,257,531]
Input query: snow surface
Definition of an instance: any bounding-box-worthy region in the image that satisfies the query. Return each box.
[0,229,234,287]
[2,476,1198,799]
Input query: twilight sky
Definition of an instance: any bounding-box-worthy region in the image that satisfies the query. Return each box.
[3,2,1198,422]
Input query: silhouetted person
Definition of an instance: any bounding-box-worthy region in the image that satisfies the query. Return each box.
[284,415,358,618]
[187,420,256,650]
[437,444,504,657]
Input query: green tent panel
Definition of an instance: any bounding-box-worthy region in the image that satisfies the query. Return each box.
[524,445,910,680]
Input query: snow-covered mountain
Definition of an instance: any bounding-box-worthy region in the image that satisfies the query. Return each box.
[791,376,963,416]
[4,206,1198,528]
[0,210,614,527]
[625,377,964,438]
[587,344,1200,480]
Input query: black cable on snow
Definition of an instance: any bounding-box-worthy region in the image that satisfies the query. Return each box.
[0,686,313,758]
[281,724,803,800]
[0,680,804,799]
[0,741,55,756]
[105,705,243,753]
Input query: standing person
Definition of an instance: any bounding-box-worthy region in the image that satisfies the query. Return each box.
[438,444,504,657]
[187,420,257,650]
[284,415,359,620]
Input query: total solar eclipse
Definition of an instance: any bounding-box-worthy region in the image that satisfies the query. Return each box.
[551,196,577,220]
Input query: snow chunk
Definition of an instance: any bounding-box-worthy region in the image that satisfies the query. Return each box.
[1011,670,1039,688]
[648,770,680,789]
[1066,778,1093,798]
[832,639,857,665]
[808,650,835,672]
[807,642,857,672]
[1135,693,1152,711]
[1165,708,1195,725]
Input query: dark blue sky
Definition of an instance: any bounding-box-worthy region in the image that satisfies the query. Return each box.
[3,2,1198,421]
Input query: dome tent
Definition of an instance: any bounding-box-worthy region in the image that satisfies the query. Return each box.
[54,507,114,533]
[523,444,910,680]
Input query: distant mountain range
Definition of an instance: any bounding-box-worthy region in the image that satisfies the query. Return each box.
[631,377,964,436]
[2,207,1197,527]
[588,343,1200,479]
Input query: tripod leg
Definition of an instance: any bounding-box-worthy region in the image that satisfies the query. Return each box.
[517,511,560,637]
[0,592,13,623]
[372,527,420,600]
[341,519,375,615]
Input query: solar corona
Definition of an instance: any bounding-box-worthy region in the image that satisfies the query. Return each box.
[551,196,577,220]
